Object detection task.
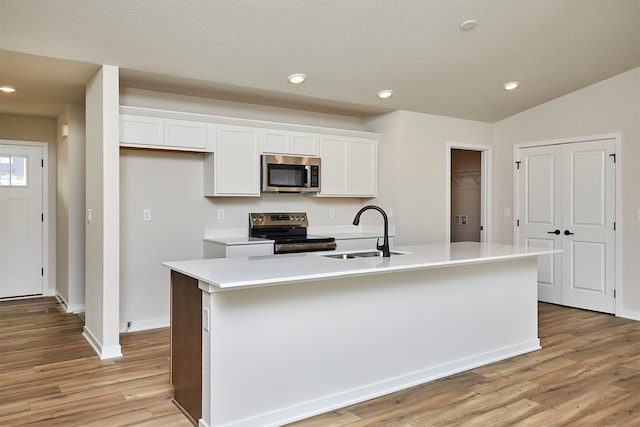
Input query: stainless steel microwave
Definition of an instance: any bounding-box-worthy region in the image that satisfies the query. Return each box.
[261,155,321,193]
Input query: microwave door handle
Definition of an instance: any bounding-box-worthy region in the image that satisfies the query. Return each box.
[304,165,310,187]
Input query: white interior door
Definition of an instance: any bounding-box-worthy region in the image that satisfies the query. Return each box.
[561,140,616,313]
[0,144,43,298]
[517,139,616,314]
[517,145,563,304]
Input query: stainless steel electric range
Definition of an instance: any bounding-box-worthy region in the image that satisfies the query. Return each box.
[249,212,336,254]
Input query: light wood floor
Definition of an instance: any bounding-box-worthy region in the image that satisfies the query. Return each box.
[3,298,640,426]
[0,297,192,427]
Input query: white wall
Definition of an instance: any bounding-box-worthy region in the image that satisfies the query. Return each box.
[85,65,121,359]
[56,105,86,312]
[118,88,372,330]
[0,114,57,296]
[493,67,640,318]
[364,110,493,245]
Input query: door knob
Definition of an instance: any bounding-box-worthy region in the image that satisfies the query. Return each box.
[564,230,575,236]
[547,229,561,235]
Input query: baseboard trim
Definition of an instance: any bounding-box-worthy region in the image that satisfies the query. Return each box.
[82,326,122,360]
[55,292,85,314]
[119,317,170,333]
[618,308,640,322]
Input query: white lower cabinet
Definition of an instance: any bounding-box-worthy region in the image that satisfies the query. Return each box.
[319,135,377,197]
[204,241,274,258]
[204,125,261,197]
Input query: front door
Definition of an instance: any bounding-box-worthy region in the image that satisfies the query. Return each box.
[517,138,616,314]
[0,143,44,298]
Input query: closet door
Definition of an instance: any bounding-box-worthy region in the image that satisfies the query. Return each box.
[517,139,616,313]
[517,145,563,304]
[560,140,616,313]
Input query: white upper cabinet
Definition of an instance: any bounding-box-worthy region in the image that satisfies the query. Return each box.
[164,119,208,150]
[204,125,261,197]
[318,135,377,197]
[120,114,164,146]
[120,114,211,151]
[319,135,350,195]
[262,129,318,156]
[120,107,379,198]
[349,137,378,196]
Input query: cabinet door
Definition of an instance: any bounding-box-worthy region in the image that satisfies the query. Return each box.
[165,119,207,150]
[214,125,260,196]
[349,138,377,197]
[319,136,350,195]
[290,132,318,156]
[120,114,164,146]
[262,130,290,153]
[262,130,318,156]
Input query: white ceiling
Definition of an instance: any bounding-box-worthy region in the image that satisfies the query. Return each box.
[0,0,638,122]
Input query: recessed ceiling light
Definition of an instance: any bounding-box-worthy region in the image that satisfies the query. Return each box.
[459,19,478,31]
[503,81,520,91]
[287,74,306,84]
[377,89,393,99]
[0,86,16,93]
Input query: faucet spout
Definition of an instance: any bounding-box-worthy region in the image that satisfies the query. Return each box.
[352,205,391,257]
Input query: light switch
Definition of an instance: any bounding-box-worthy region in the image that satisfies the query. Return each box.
[87,208,92,224]
[203,307,210,332]
[504,208,510,218]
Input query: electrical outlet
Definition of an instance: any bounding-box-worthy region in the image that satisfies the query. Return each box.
[329,208,335,218]
[87,208,92,224]
[143,209,151,222]
[217,209,225,220]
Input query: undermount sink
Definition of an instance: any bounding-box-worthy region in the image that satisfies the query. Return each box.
[322,250,409,259]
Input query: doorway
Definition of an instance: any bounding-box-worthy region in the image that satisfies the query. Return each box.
[451,149,481,242]
[515,137,617,314]
[0,142,45,298]
[446,142,492,243]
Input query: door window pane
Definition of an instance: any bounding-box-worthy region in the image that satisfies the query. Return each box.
[0,156,27,187]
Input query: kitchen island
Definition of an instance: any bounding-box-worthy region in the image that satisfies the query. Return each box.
[163,242,558,427]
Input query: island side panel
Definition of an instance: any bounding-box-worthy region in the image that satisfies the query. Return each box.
[201,256,540,427]
[170,270,202,423]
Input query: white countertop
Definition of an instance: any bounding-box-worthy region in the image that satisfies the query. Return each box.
[164,241,560,291]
